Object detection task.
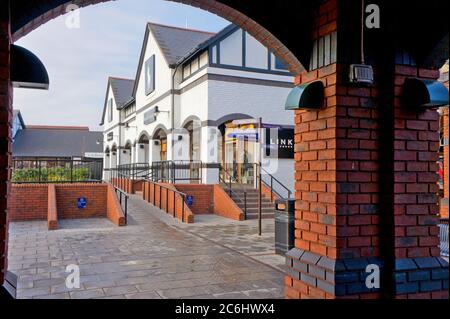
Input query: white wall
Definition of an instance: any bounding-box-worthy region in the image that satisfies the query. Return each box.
[207,75,294,192]
[103,84,120,131]
[135,31,173,112]
[207,78,293,127]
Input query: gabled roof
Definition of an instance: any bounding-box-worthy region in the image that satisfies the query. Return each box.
[110,77,135,108]
[100,77,135,125]
[175,24,238,66]
[13,128,103,158]
[131,23,217,97]
[149,22,216,67]
[102,22,237,123]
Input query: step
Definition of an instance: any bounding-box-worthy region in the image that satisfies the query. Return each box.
[245,213,275,220]
[231,192,272,199]
[236,202,274,209]
[232,197,273,205]
[242,208,275,215]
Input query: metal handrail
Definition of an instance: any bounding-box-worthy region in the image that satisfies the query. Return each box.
[219,166,248,219]
[152,160,203,183]
[144,179,188,222]
[255,163,292,199]
[114,186,128,225]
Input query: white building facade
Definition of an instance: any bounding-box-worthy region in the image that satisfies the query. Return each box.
[101,23,295,193]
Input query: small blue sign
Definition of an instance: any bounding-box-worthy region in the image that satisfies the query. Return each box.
[77,197,87,209]
[186,196,194,207]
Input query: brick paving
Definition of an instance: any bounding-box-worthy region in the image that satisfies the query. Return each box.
[7,195,284,299]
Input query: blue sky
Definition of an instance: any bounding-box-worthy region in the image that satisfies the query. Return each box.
[14,0,228,130]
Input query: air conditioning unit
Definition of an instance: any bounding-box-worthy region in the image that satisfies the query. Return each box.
[349,64,374,85]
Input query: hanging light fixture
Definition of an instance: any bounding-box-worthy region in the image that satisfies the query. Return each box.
[10,45,49,90]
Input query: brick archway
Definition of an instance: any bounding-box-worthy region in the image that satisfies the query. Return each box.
[11,0,304,74]
[2,0,449,300]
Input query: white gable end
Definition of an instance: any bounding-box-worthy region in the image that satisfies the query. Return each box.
[135,29,173,111]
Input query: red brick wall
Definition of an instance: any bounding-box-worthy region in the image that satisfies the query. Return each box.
[8,185,48,221]
[55,184,107,219]
[47,184,57,230]
[393,66,441,260]
[8,184,126,228]
[213,185,245,221]
[441,80,449,218]
[175,185,214,214]
[112,178,133,194]
[106,184,126,226]
[142,181,195,223]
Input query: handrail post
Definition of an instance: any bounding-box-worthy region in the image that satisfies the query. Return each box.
[182,194,185,223]
[173,192,176,217]
[70,160,74,183]
[124,195,128,225]
[270,177,273,202]
[244,191,247,220]
[38,160,41,183]
[159,184,162,209]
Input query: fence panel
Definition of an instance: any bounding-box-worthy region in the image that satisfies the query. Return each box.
[12,159,103,183]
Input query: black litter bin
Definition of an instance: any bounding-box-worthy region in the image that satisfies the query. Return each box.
[275,199,295,255]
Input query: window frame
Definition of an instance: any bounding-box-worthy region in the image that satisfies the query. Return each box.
[145,54,156,96]
[107,98,113,123]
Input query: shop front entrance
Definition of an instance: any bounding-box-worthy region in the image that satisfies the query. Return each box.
[220,121,258,186]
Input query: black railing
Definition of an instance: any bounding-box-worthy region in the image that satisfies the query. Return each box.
[152,160,202,183]
[106,163,152,182]
[109,161,202,184]
[114,186,129,224]
[12,159,103,184]
[144,179,188,223]
[256,163,292,200]
[219,166,248,220]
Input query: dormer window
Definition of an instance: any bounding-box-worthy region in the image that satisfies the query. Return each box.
[145,55,156,95]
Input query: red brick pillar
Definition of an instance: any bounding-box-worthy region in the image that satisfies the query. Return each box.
[0,0,11,286]
[392,66,448,299]
[443,107,449,218]
[285,0,448,299]
[441,73,449,218]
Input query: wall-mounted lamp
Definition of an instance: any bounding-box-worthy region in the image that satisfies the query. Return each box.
[285,81,325,110]
[403,78,449,109]
[154,141,160,146]
[125,123,138,130]
[177,135,183,141]
[154,106,170,117]
[11,45,49,90]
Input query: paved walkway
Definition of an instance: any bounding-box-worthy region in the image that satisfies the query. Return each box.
[7,195,285,299]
